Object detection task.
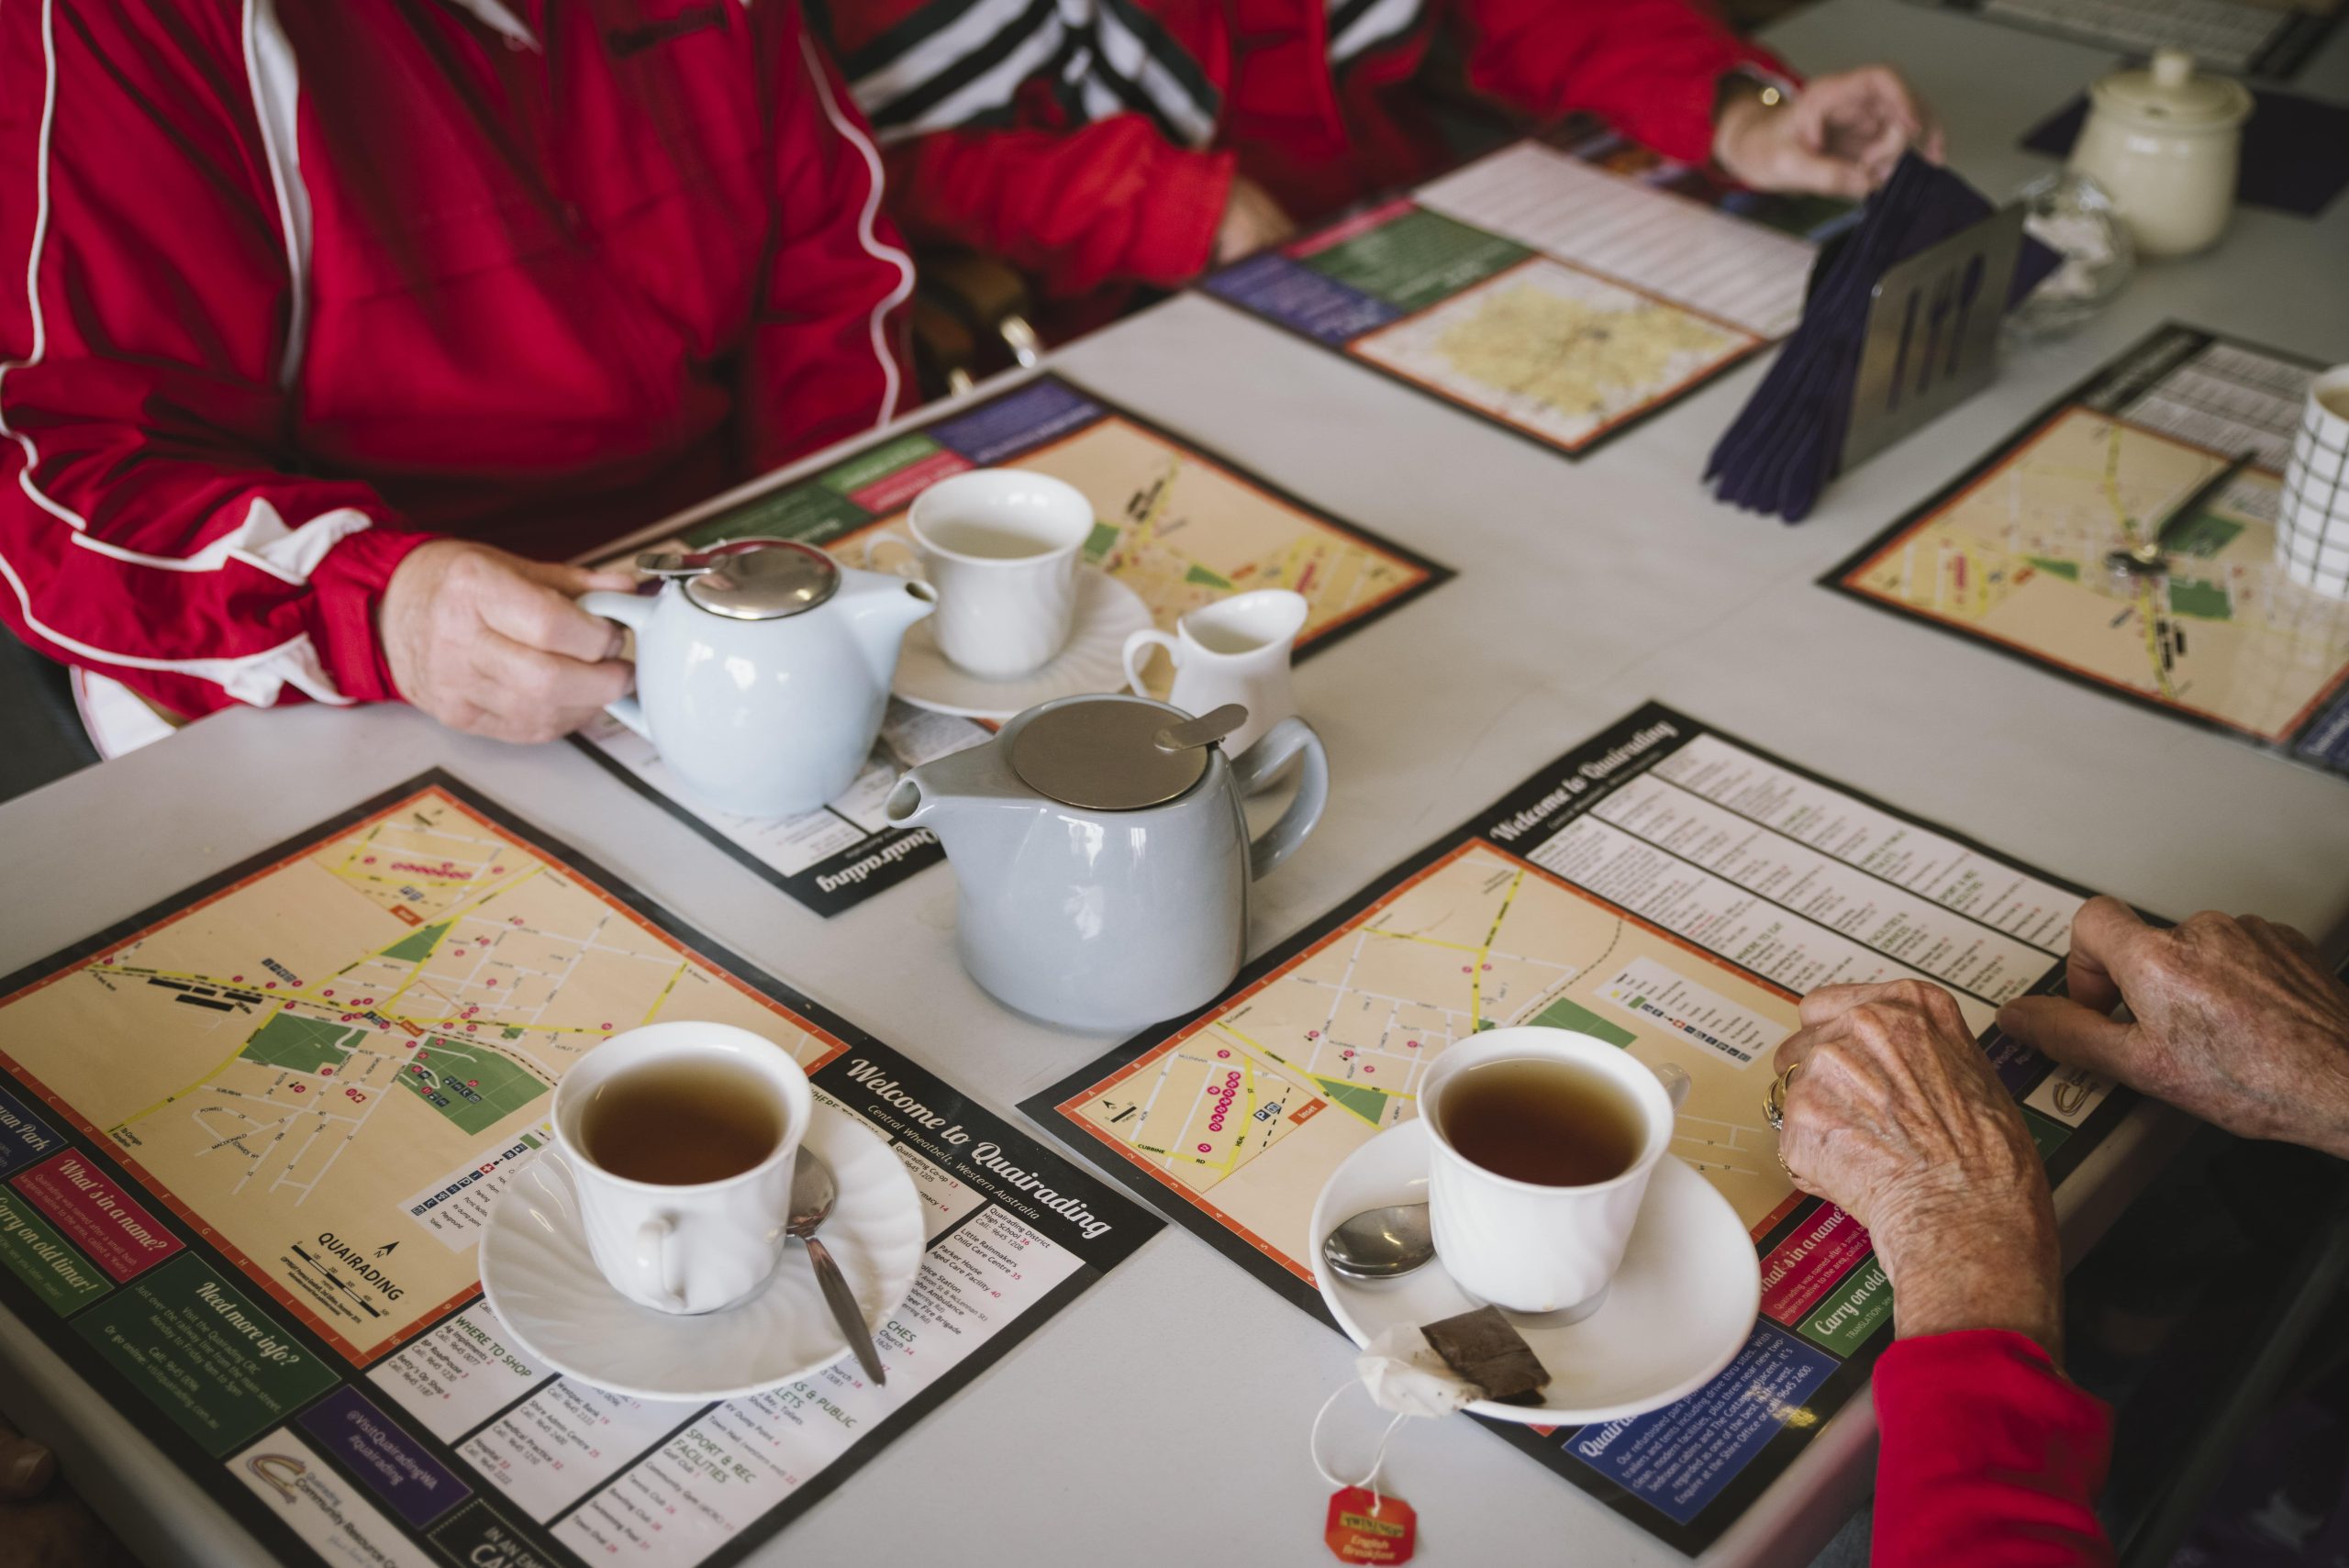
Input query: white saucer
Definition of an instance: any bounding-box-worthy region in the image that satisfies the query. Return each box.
[1309,1120,1760,1426]
[479,1103,925,1403]
[891,567,1153,721]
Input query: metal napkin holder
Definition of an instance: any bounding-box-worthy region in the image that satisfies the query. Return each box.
[1836,202,2026,474]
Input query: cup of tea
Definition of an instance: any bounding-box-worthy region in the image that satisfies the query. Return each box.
[1419,1027,1690,1318]
[868,469,1095,679]
[546,1021,813,1316]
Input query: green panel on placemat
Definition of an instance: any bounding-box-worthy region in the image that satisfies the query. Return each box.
[75,1255,337,1456]
[1798,1259,1892,1355]
[1300,208,1532,313]
[2022,1106,2072,1161]
[679,484,873,550]
[0,1189,110,1312]
[1524,995,1638,1049]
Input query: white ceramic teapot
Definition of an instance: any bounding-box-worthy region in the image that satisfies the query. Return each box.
[2069,50,2252,258]
[885,695,1329,1032]
[583,541,937,817]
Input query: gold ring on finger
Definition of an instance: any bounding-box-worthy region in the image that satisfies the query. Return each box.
[1776,1145,1798,1182]
[1764,1061,1802,1133]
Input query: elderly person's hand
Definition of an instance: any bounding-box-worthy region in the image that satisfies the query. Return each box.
[379,540,638,745]
[1713,65,1944,198]
[2000,897,2349,1160]
[1774,979,2064,1356]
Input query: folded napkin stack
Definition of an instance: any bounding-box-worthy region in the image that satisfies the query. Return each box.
[1706,153,2061,522]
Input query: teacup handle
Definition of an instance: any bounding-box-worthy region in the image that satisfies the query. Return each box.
[863,531,923,580]
[1231,717,1329,880]
[578,590,653,740]
[634,1216,689,1313]
[1122,628,1182,696]
[1651,1061,1691,1111]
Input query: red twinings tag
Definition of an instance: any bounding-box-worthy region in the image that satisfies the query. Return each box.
[1325,1485,1417,1564]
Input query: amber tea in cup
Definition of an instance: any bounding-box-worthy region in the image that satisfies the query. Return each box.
[579,1054,786,1185]
[1436,1055,1645,1187]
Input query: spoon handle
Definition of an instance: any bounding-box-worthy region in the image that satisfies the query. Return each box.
[805,1235,887,1385]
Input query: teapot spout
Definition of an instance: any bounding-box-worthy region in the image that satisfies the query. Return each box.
[884,736,1035,891]
[838,565,939,689]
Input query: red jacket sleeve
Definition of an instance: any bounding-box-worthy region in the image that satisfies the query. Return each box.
[882,118,1234,300]
[1872,1330,2115,1568]
[1453,0,1792,167]
[0,1,430,721]
[737,24,924,470]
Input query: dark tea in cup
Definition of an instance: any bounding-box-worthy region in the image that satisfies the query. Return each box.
[1436,1055,1645,1186]
[580,1054,785,1185]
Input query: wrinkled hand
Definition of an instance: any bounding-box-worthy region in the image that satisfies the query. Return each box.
[379,540,637,744]
[2000,897,2349,1160]
[1713,65,1944,198]
[1214,174,1297,263]
[1776,979,2063,1354]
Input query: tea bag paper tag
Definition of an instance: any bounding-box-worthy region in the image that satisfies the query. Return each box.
[1325,1486,1418,1564]
[1356,1325,1476,1417]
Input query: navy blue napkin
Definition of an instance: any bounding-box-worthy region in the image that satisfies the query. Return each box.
[1705,154,2061,522]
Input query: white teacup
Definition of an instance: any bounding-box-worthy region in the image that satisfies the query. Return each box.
[2278,365,2349,600]
[546,1021,812,1317]
[1122,589,1308,762]
[870,469,1094,679]
[1419,1028,1688,1319]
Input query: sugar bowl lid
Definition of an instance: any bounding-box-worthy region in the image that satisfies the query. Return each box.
[636,539,841,621]
[2091,49,2253,130]
[1010,696,1249,810]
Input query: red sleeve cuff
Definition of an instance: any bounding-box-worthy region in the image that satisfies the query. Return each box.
[1127,147,1236,289]
[1872,1330,2115,1568]
[304,522,436,706]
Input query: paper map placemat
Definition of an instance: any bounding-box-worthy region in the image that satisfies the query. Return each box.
[574,375,1449,917]
[1830,325,2349,784]
[1204,128,1854,461]
[0,774,1159,1568]
[1899,0,2341,79]
[1026,703,2131,1552]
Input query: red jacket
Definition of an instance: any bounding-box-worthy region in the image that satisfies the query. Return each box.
[815,0,1786,300]
[0,0,914,720]
[1873,1331,2115,1567]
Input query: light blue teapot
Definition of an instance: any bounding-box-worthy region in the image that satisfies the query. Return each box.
[885,695,1329,1032]
[583,541,937,818]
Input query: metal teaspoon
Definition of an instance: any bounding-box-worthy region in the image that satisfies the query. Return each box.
[788,1149,886,1385]
[1321,1201,1436,1282]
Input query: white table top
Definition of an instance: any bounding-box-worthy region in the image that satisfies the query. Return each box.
[6,3,2347,1565]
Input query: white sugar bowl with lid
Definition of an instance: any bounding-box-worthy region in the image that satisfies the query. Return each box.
[2068,49,2253,258]
[582,540,937,818]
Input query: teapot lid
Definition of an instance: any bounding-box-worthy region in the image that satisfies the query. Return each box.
[637,539,841,621]
[1010,695,1248,811]
[2091,49,2253,129]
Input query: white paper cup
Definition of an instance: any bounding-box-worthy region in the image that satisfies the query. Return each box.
[870,469,1094,679]
[2278,367,2349,600]
[547,1022,811,1316]
[1419,1028,1687,1318]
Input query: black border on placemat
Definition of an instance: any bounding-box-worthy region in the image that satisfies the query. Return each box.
[0,769,1160,1568]
[1021,700,2140,1555]
[1820,321,2349,786]
[565,372,1454,918]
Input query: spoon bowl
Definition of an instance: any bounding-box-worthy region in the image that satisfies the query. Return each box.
[1321,1200,1435,1281]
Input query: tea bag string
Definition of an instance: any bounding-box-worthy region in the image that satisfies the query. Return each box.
[1310,1381,1410,1511]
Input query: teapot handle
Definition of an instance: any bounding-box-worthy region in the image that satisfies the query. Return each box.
[579,590,653,740]
[1230,717,1328,881]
